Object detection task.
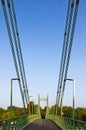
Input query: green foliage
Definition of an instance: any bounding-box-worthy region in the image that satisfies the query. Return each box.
[2,111,10,119]
[49,106,86,122]
[0,114,2,119]
[34,104,39,114]
[7,106,24,117]
[0,108,7,119]
[0,108,6,114]
[0,106,26,120]
[0,105,86,122]
[63,106,72,118]
[27,101,36,115]
[57,106,61,115]
[49,105,58,115]
[75,107,86,121]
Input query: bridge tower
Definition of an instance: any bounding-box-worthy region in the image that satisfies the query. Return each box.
[38,94,49,118]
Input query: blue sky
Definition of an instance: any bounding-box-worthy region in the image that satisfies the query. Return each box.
[0,0,86,109]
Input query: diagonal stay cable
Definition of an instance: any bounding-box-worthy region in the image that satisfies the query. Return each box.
[1,0,26,109]
[57,0,71,97]
[58,0,75,105]
[57,0,74,105]
[7,0,28,104]
[57,0,72,105]
[10,0,29,103]
[60,0,80,107]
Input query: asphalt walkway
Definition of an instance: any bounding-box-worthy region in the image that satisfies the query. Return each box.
[22,119,62,130]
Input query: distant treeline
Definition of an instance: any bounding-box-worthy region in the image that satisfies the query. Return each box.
[0,106,25,119]
[0,101,39,120]
[49,105,86,121]
[0,103,86,122]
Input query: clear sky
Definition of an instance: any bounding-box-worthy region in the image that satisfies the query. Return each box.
[0,0,86,109]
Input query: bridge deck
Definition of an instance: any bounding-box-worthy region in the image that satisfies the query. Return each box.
[22,119,62,130]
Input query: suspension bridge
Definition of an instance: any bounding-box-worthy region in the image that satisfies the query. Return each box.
[0,0,86,129]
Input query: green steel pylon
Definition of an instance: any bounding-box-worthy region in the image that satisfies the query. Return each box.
[38,94,49,118]
[38,94,40,116]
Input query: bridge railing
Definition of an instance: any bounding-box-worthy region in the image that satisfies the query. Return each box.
[0,114,28,130]
[47,115,86,130]
[64,117,86,130]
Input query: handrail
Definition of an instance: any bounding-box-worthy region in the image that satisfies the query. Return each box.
[63,117,86,129]
[0,114,28,130]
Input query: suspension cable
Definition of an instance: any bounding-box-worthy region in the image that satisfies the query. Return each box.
[60,0,80,106]
[57,0,80,106]
[7,0,28,104]
[58,0,75,105]
[1,0,26,109]
[57,0,71,100]
[57,0,75,105]
[10,0,29,103]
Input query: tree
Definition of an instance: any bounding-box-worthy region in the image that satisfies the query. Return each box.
[0,114,2,119]
[75,107,86,121]
[63,106,72,118]
[2,112,10,119]
[0,108,6,114]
